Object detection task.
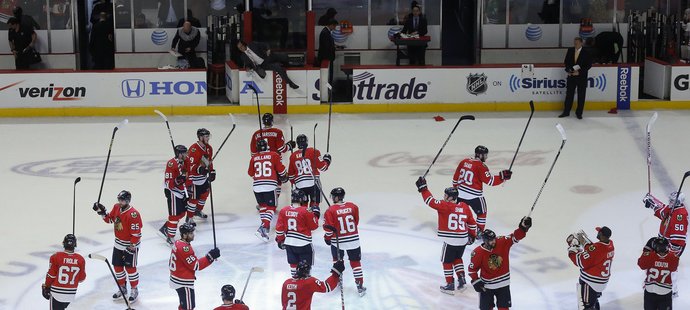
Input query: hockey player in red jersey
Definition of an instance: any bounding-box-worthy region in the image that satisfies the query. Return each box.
[281,260,345,310]
[213,285,249,310]
[93,190,142,303]
[638,237,679,310]
[169,222,221,310]
[249,113,296,157]
[248,138,288,242]
[42,234,86,310]
[186,128,215,222]
[452,145,512,232]
[567,226,615,310]
[288,134,331,217]
[468,216,532,310]
[276,189,319,276]
[416,177,477,294]
[323,187,367,296]
[159,145,190,245]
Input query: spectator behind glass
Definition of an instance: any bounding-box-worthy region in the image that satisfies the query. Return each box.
[317,7,337,26]
[16,0,44,28]
[158,0,184,28]
[171,21,201,67]
[12,6,40,30]
[401,5,428,65]
[177,9,201,28]
[91,0,113,25]
[7,16,37,70]
[50,0,70,29]
[90,12,115,69]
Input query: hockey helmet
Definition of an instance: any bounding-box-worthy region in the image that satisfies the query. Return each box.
[179,222,196,236]
[296,134,308,150]
[117,190,132,203]
[221,284,236,301]
[262,113,274,127]
[257,139,268,152]
[482,229,497,242]
[291,189,309,204]
[174,145,188,157]
[444,187,459,200]
[330,187,346,201]
[197,128,211,138]
[63,234,77,250]
[475,145,489,156]
[295,260,311,278]
[669,191,686,207]
[653,237,670,254]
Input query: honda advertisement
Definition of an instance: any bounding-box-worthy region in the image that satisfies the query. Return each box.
[0,71,206,107]
[351,66,639,104]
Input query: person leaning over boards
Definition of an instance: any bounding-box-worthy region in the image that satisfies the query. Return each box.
[559,37,592,120]
[237,40,299,89]
[401,5,428,66]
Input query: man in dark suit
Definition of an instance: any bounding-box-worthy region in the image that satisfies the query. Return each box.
[401,5,428,65]
[317,19,337,85]
[237,40,299,89]
[560,37,592,119]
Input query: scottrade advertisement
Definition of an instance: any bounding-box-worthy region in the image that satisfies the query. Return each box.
[351,66,639,104]
[0,71,207,107]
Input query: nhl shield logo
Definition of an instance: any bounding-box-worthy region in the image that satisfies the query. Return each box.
[466,73,488,95]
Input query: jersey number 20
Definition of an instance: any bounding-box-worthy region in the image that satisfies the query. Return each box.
[458,169,474,186]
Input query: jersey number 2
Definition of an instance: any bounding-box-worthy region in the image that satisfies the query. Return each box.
[286,291,297,310]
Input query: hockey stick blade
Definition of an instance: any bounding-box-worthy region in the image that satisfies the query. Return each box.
[229,113,236,126]
[116,119,129,131]
[154,109,168,121]
[529,100,535,112]
[251,266,264,272]
[460,115,476,121]
[556,123,567,141]
[74,177,81,184]
[88,253,107,261]
[646,112,658,133]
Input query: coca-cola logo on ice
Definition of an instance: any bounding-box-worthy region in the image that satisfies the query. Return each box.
[368,150,550,168]
[11,155,164,179]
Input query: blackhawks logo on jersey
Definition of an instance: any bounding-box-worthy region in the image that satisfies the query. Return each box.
[183,246,190,252]
[677,214,683,221]
[589,245,596,251]
[168,161,173,167]
[114,217,123,231]
[488,254,503,270]
[131,211,138,219]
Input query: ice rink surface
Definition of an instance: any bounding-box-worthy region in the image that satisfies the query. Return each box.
[1,109,690,309]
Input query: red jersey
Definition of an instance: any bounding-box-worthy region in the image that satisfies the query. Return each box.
[569,240,615,292]
[468,227,526,289]
[638,249,679,295]
[276,205,319,247]
[214,304,250,310]
[102,204,142,250]
[323,202,361,250]
[164,157,189,198]
[452,158,504,199]
[169,240,213,289]
[649,195,688,255]
[44,251,86,303]
[281,274,339,310]
[288,148,329,189]
[188,141,214,185]
[248,150,287,192]
[250,127,288,156]
[420,189,477,246]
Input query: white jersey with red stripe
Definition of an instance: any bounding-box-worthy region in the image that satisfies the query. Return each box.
[323,202,361,250]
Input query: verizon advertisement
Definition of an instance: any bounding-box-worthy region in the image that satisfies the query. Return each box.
[351,66,639,104]
[0,71,207,107]
[237,69,320,107]
[670,66,690,101]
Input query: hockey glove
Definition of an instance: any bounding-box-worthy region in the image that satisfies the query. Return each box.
[286,140,296,151]
[471,279,485,293]
[197,165,208,176]
[125,246,137,255]
[519,216,532,232]
[310,206,321,220]
[234,299,245,305]
[208,170,217,182]
[643,194,655,209]
[415,177,427,192]
[93,202,107,215]
[41,284,51,300]
[500,169,513,180]
[323,154,332,165]
[207,248,221,261]
[467,236,476,245]
[175,175,186,185]
[324,237,332,246]
[279,174,289,184]
[645,237,656,251]
[276,240,286,250]
[331,260,345,276]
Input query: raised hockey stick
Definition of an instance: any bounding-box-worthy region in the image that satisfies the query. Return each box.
[154,110,189,198]
[528,123,567,217]
[326,82,333,153]
[422,115,476,178]
[212,114,237,161]
[96,119,128,206]
[508,100,535,171]
[72,177,81,235]
[248,83,263,131]
[324,224,345,310]
[312,123,332,206]
[208,184,218,248]
[239,266,265,302]
[646,112,658,194]
[88,253,134,310]
[287,119,294,190]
